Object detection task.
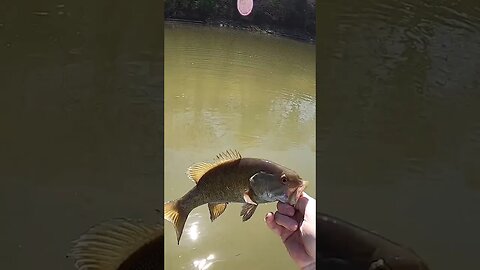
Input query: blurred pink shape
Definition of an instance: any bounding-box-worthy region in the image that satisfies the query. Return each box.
[237,0,253,16]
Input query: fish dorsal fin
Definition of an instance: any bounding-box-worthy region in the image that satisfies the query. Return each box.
[213,149,242,161]
[187,150,242,183]
[187,162,217,183]
[68,218,163,270]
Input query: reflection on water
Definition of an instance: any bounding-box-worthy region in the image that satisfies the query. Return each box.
[186,213,202,242]
[165,23,315,269]
[318,1,480,270]
[193,254,217,270]
[188,222,200,241]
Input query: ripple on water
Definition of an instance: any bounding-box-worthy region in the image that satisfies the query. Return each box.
[319,2,480,269]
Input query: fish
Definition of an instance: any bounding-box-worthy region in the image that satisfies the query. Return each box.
[164,150,307,244]
[68,219,163,270]
[316,212,430,270]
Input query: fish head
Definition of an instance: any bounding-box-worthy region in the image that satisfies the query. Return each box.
[279,169,307,205]
[249,168,307,205]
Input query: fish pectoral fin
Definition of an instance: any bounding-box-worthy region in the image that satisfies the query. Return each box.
[208,203,228,222]
[243,190,257,205]
[240,203,258,222]
[68,219,163,270]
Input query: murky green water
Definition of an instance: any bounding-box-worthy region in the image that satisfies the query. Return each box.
[0,2,163,269]
[318,1,480,270]
[164,23,316,269]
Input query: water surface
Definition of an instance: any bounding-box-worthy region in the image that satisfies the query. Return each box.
[164,23,316,270]
[318,1,480,269]
[0,2,163,269]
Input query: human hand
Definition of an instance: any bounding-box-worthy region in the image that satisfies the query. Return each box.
[265,192,316,270]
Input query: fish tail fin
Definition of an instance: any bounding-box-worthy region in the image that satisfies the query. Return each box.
[67,218,163,270]
[164,200,190,244]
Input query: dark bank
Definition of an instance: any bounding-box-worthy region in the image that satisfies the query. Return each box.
[165,0,316,42]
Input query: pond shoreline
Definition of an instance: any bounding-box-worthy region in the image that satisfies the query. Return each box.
[166,18,315,43]
[165,0,316,43]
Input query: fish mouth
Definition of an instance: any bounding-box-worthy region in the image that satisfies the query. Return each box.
[287,181,308,205]
[276,194,289,204]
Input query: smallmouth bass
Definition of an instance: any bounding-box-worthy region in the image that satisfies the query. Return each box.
[164,150,307,244]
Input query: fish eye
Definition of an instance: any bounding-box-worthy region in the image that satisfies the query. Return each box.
[281,174,288,184]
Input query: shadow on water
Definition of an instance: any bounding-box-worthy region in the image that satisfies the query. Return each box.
[318,1,480,270]
[0,1,163,269]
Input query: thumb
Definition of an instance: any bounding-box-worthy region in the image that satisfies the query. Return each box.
[294,192,313,216]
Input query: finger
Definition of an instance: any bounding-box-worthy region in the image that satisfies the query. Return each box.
[297,192,316,221]
[294,193,313,215]
[277,201,295,216]
[274,212,298,231]
[265,212,283,236]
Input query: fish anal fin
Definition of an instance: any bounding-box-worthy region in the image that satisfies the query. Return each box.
[240,203,258,222]
[186,150,242,183]
[164,200,190,244]
[68,219,163,270]
[208,203,228,222]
